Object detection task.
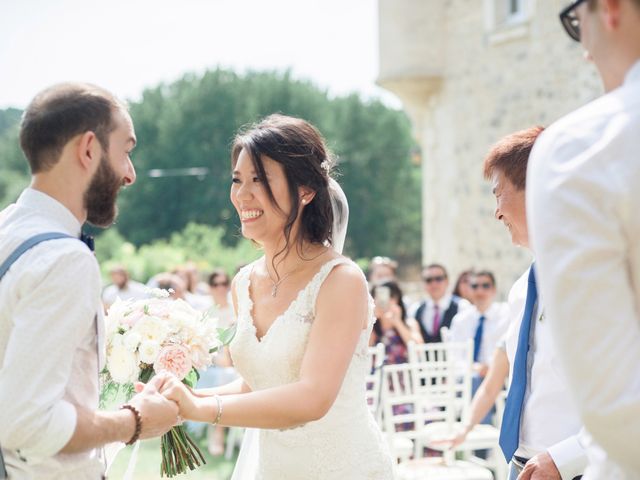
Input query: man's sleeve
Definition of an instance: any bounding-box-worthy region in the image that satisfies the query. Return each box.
[547,431,589,479]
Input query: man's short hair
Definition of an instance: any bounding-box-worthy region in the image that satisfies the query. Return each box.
[483,126,545,190]
[20,82,124,173]
[423,263,448,278]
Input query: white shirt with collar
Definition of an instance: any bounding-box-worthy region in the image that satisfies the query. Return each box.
[505,268,588,479]
[0,188,105,479]
[449,301,510,365]
[528,60,640,480]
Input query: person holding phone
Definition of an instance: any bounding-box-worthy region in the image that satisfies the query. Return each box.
[370,281,423,365]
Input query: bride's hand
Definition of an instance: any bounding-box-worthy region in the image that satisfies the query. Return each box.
[151,372,200,420]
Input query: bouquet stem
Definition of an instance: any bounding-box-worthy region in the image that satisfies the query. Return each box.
[160,425,206,477]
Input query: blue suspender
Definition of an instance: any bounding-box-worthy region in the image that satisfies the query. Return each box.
[0,233,74,281]
[0,232,75,479]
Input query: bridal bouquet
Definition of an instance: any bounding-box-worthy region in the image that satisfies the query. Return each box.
[100,289,235,477]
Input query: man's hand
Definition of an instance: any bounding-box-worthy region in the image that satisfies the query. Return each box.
[518,452,561,480]
[128,381,180,439]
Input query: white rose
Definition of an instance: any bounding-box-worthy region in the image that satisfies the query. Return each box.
[107,344,139,383]
[133,316,169,344]
[123,331,142,352]
[110,333,125,348]
[138,340,161,364]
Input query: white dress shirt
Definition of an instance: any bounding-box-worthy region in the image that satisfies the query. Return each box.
[449,302,510,365]
[528,61,640,480]
[0,188,105,479]
[505,269,588,479]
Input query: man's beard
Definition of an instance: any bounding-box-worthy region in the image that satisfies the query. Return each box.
[84,153,123,227]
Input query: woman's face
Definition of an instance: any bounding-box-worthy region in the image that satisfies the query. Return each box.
[230,148,292,245]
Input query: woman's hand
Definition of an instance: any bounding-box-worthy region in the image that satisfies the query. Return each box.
[147,372,202,421]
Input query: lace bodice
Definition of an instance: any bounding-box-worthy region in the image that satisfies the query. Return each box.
[230,257,394,480]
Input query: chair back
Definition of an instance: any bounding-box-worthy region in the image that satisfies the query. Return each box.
[407,340,474,424]
[366,343,386,417]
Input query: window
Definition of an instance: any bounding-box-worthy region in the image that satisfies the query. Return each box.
[484,0,532,43]
[506,0,526,24]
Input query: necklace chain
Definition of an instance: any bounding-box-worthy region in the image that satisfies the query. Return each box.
[264,248,330,297]
[267,268,299,297]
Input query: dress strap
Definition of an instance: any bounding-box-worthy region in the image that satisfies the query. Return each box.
[306,257,353,316]
[233,262,255,317]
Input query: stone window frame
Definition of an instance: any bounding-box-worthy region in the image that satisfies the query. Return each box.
[484,0,535,45]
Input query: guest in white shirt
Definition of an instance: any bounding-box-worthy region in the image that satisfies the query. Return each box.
[0,83,178,479]
[485,126,588,480]
[450,271,509,393]
[411,264,470,343]
[528,1,640,477]
[102,264,148,309]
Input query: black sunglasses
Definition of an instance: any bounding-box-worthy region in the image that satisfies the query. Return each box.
[470,282,493,290]
[423,275,446,284]
[212,281,229,287]
[559,0,587,42]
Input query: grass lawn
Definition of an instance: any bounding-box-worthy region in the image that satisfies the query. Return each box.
[108,430,237,480]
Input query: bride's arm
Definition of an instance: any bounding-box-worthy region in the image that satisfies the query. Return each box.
[157,263,367,429]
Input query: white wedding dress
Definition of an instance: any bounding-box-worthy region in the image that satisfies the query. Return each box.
[229,257,395,480]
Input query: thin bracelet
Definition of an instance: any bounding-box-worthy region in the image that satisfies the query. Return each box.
[212,395,223,425]
[120,404,142,445]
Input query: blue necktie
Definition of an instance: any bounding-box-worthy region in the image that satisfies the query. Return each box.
[80,232,95,252]
[499,264,537,462]
[473,315,485,362]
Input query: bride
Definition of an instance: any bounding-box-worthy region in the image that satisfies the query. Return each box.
[155,114,394,479]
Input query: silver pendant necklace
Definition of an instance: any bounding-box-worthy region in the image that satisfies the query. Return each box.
[267,268,299,297]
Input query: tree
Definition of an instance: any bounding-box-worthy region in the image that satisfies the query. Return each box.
[0,120,30,208]
[0,70,422,266]
[116,69,421,265]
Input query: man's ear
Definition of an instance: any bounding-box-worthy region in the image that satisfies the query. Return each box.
[299,186,316,206]
[601,0,621,30]
[76,131,100,172]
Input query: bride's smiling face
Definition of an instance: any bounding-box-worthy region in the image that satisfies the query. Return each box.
[231,148,292,244]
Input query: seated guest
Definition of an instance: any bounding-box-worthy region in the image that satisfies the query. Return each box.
[197,268,238,455]
[370,281,423,364]
[450,270,509,422]
[367,256,399,286]
[411,264,469,343]
[102,264,148,309]
[453,269,475,304]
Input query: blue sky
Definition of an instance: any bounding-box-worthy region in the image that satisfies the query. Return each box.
[0,0,399,109]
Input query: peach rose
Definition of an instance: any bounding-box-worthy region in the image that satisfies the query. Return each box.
[154,344,193,380]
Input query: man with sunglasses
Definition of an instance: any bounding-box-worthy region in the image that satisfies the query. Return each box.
[411,264,470,344]
[528,1,640,478]
[450,271,509,402]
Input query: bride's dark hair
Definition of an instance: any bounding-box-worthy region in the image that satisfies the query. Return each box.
[231,114,335,262]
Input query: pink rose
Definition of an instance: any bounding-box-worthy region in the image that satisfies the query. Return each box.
[154,344,193,380]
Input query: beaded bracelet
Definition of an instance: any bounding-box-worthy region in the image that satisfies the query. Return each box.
[212,395,223,425]
[120,404,142,445]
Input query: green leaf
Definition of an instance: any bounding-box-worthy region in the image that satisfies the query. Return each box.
[182,368,199,389]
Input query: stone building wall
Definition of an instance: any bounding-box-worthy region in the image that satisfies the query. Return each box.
[378,0,602,296]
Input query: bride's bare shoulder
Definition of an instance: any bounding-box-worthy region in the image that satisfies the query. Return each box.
[321,257,367,296]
